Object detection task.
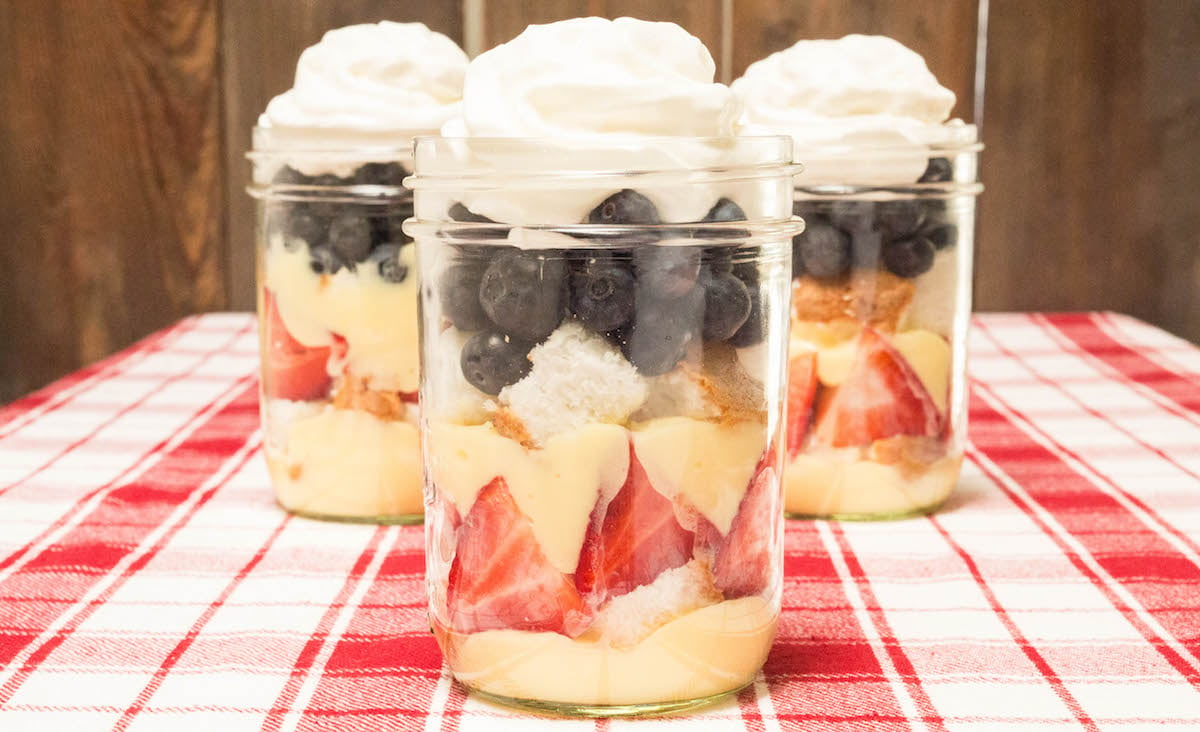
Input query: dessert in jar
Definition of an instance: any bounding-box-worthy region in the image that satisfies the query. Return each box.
[247,22,467,523]
[733,35,982,519]
[406,18,801,716]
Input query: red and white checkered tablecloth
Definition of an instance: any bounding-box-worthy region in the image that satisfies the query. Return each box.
[0,312,1198,731]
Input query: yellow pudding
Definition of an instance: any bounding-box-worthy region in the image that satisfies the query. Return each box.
[440,595,776,706]
[265,406,423,520]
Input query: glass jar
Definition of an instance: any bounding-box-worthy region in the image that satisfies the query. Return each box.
[406,136,801,716]
[247,136,423,523]
[784,131,982,519]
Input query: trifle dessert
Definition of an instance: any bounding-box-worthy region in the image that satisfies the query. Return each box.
[406,18,800,715]
[248,22,468,522]
[733,35,982,519]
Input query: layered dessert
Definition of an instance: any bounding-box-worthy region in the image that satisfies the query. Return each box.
[410,18,797,713]
[733,36,979,518]
[251,22,468,522]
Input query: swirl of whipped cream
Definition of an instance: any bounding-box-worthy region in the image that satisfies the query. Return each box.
[435,17,754,225]
[258,21,467,146]
[733,35,971,184]
[454,17,739,138]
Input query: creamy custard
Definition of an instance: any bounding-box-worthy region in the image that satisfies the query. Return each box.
[439,595,776,706]
[266,406,423,519]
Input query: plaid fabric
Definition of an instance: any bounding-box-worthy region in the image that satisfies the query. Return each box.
[0,311,1197,731]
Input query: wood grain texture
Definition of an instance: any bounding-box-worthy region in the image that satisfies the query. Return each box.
[729,0,979,121]
[219,0,463,311]
[976,0,1200,341]
[482,1,724,77]
[0,0,223,404]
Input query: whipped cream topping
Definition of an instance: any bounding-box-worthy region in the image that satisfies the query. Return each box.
[733,35,972,184]
[452,17,738,139]
[257,21,467,149]
[434,17,754,225]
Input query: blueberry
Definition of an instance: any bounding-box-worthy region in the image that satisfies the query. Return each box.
[449,203,495,223]
[877,200,925,239]
[703,198,747,222]
[622,289,702,376]
[571,259,636,333]
[460,332,532,396]
[328,212,373,264]
[439,263,490,331]
[883,236,936,278]
[925,224,958,250]
[797,221,852,279]
[588,189,661,225]
[829,200,876,232]
[850,228,884,269]
[634,247,702,299]
[312,173,345,188]
[918,157,953,183]
[272,165,311,185]
[353,162,406,187]
[728,281,766,347]
[370,211,412,248]
[367,244,408,283]
[309,244,345,275]
[284,208,326,246]
[478,250,566,341]
[700,269,751,341]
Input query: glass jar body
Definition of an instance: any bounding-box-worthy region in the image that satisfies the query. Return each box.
[408,137,799,715]
[785,142,980,519]
[250,146,423,523]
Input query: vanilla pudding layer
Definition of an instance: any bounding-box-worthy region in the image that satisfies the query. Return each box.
[439,594,776,706]
[265,405,423,519]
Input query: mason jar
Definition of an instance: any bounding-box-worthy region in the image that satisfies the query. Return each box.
[405,136,800,716]
[247,136,423,523]
[784,131,982,519]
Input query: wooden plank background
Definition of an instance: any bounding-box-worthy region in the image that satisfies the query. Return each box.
[1,0,1197,403]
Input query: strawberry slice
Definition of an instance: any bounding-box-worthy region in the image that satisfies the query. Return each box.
[786,351,820,458]
[576,444,694,604]
[813,327,942,448]
[447,477,590,636]
[262,289,333,401]
[708,461,778,599]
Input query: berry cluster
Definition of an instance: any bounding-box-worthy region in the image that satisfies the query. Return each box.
[791,157,958,281]
[269,163,412,283]
[441,190,770,395]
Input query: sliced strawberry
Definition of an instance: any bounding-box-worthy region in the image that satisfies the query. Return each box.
[576,444,694,604]
[262,289,333,401]
[813,327,942,448]
[708,461,778,599]
[446,477,590,636]
[786,351,820,458]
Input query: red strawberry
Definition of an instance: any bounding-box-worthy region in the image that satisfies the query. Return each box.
[813,327,941,448]
[447,477,590,636]
[576,444,694,604]
[786,351,820,458]
[697,452,778,599]
[262,289,333,401]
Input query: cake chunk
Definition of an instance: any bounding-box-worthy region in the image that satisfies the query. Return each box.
[500,321,647,445]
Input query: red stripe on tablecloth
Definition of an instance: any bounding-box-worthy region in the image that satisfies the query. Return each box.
[1043,312,1200,419]
[111,512,293,731]
[769,520,910,727]
[968,390,1200,686]
[827,522,949,730]
[927,515,1099,730]
[0,371,257,579]
[261,526,390,732]
[736,683,765,732]
[0,381,261,705]
[973,318,1200,561]
[0,319,257,499]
